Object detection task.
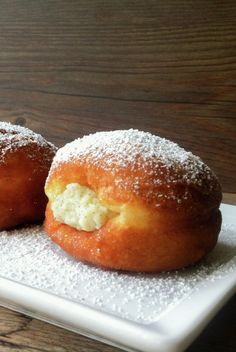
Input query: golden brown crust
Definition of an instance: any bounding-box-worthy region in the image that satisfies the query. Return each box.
[0,122,56,230]
[45,129,222,272]
[45,205,221,272]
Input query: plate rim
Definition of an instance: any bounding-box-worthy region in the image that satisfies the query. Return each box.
[0,202,235,352]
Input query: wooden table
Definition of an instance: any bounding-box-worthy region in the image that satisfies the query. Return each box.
[0,1,235,351]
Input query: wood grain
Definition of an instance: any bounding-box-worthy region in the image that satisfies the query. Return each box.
[0,0,235,191]
[223,193,236,205]
[0,0,235,351]
[0,307,118,352]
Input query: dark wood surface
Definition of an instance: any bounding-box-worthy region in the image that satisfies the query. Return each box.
[0,0,235,351]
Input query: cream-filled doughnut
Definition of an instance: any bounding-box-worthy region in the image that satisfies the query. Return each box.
[0,121,56,230]
[45,129,222,272]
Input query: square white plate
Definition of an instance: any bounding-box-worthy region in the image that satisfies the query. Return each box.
[0,203,235,352]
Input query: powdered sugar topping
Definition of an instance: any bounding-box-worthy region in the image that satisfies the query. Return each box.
[49,129,219,205]
[54,129,193,166]
[0,121,56,163]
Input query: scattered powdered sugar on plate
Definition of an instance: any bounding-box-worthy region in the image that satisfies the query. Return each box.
[0,216,235,324]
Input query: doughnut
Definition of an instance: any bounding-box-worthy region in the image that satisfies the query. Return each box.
[0,121,56,230]
[44,129,222,272]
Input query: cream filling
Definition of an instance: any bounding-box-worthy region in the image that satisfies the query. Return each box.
[51,183,113,231]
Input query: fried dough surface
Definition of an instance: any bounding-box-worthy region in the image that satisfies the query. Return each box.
[0,122,56,229]
[45,129,222,272]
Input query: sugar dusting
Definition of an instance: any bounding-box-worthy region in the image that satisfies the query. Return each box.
[0,121,56,163]
[0,217,235,324]
[48,129,219,205]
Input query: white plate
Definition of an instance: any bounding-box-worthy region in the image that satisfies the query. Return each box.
[0,203,235,352]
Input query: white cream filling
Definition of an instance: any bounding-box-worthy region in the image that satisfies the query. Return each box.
[51,183,112,231]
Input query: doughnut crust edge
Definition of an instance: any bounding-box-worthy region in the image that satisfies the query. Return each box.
[45,129,222,272]
[0,122,56,230]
